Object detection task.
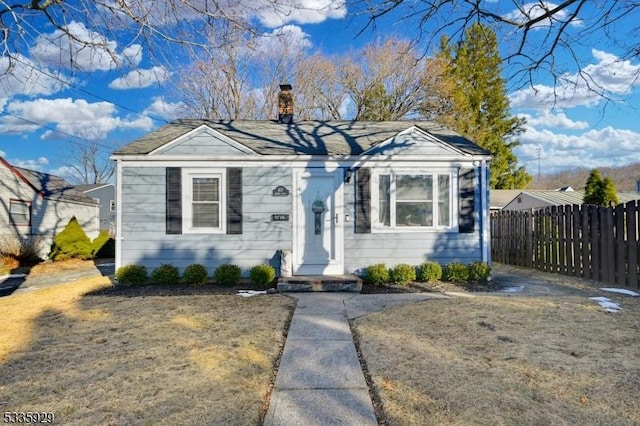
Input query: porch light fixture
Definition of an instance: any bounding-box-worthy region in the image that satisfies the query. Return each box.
[344,168,354,183]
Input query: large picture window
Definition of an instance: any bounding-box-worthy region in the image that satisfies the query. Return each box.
[374,171,455,231]
[182,169,225,233]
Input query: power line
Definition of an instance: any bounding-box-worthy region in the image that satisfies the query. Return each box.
[0,110,117,153]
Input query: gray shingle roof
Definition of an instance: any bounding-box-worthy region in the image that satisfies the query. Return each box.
[507,190,640,208]
[15,167,97,205]
[113,119,492,156]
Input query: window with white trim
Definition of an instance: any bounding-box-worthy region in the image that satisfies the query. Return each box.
[182,169,225,233]
[373,171,456,231]
[10,200,31,226]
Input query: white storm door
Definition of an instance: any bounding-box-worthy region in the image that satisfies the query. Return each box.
[294,170,343,275]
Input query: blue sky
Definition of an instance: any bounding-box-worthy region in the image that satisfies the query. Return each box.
[0,1,639,182]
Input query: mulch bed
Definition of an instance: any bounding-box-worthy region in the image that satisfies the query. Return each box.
[361,280,503,294]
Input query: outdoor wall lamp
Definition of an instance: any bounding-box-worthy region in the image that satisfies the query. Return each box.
[344,168,354,183]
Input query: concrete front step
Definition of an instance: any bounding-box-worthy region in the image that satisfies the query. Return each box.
[277,275,363,292]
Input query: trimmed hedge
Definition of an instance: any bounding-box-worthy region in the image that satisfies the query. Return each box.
[214,264,242,285]
[249,264,275,289]
[389,263,416,286]
[182,263,209,285]
[151,264,180,285]
[115,265,148,286]
[416,261,442,283]
[363,263,389,285]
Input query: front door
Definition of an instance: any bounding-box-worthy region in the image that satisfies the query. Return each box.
[294,169,343,275]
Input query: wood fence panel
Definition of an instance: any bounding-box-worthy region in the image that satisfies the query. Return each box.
[491,200,640,290]
[627,201,638,289]
[572,205,582,278]
[615,203,625,287]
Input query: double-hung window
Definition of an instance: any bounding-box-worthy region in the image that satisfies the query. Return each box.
[374,170,455,231]
[10,200,31,226]
[183,169,225,233]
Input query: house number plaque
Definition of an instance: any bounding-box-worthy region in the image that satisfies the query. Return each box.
[272,186,289,197]
[271,214,290,221]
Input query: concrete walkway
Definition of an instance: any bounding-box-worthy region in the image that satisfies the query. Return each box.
[263,292,444,426]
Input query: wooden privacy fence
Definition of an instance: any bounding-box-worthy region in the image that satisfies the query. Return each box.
[491,200,639,289]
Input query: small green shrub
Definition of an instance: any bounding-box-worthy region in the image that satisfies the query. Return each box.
[182,263,209,285]
[416,261,442,283]
[389,263,416,286]
[49,217,93,261]
[214,264,242,285]
[115,264,148,286]
[249,264,275,289]
[468,261,491,282]
[363,263,390,285]
[151,263,180,285]
[92,230,115,258]
[443,262,469,283]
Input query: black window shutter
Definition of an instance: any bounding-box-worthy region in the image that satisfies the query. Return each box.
[459,168,475,233]
[355,168,371,234]
[166,167,182,234]
[227,168,242,234]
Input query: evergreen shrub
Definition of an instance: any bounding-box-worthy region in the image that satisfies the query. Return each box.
[416,261,442,283]
[182,263,209,285]
[249,264,275,289]
[363,263,389,285]
[389,263,416,286]
[443,262,469,283]
[151,264,180,285]
[468,261,491,282]
[214,264,242,285]
[115,265,148,286]
[49,217,93,261]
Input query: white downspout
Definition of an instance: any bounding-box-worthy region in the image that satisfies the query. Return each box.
[480,160,490,264]
[115,159,123,271]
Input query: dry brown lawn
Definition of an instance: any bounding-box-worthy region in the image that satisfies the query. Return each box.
[354,295,640,425]
[0,276,295,425]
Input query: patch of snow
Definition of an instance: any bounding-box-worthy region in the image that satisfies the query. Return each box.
[589,296,622,313]
[501,285,525,293]
[599,288,639,297]
[237,290,268,297]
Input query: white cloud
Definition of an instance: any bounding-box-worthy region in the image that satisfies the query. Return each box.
[0,55,67,103]
[144,97,186,121]
[255,0,347,27]
[519,110,589,130]
[29,21,142,71]
[109,66,171,89]
[503,2,583,28]
[0,98,154,140]
[510,50,640,109]
[12,157,50,171]
[254,25,313,56]
[516,125,640,173]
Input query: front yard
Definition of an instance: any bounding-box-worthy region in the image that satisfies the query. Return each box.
[0,276,295,425]
[353,294,640,425]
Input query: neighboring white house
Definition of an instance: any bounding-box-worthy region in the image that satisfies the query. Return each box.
[0,157,100,257]
[74,183,116,234]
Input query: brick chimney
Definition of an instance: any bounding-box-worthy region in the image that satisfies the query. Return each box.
[277,84,293,124]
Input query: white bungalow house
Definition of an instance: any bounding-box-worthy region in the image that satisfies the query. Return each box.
[0,157,99,257]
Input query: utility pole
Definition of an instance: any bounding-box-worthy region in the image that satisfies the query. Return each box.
[537,147,541,180]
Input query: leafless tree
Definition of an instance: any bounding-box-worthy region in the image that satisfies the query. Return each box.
[357,1,640,95]
[66,141,115,184]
